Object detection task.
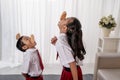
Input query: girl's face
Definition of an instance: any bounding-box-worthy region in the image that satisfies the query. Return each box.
[58,18,73,33]
[21,36,36,50]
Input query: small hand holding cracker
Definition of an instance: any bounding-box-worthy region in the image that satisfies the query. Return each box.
[60,11,67,20]
[30,34,35,44]
[16,33,21,40]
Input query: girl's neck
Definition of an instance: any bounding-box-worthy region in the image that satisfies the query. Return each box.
[60,31,66,33]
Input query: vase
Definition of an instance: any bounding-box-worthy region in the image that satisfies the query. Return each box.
[102,28,111,37]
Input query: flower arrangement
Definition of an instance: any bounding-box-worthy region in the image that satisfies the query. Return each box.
[99,15,116,30]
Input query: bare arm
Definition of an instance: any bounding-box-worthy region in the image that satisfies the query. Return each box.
[69,61,78,80]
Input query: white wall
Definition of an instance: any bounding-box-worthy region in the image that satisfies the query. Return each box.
[0,0,1,60]
[76,0,120,63]
[0,0,120,65]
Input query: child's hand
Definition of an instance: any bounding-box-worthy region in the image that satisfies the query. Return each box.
[60,11,67,20]
[16,33,21,40]
[30,34,36,46]
[51,36,57,45]
[30,34,35,43]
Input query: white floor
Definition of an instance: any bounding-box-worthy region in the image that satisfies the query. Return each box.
[0,61,94,75]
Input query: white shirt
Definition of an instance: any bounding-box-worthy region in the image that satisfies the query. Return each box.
[55,33,83,68]
[55,33,75,68]
[22,48,42,77]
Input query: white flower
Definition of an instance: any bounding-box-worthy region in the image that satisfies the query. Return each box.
[104,19,109,25]
[99,14,117,30]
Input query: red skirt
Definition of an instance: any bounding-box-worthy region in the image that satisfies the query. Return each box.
[60,66,83,80]
[26,75,43,80]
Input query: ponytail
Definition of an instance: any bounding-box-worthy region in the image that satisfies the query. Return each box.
[66,17,86,60]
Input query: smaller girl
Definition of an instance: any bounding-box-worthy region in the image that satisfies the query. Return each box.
[51,15,86,80]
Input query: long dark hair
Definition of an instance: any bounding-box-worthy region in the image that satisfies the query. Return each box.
[66,17,86,60]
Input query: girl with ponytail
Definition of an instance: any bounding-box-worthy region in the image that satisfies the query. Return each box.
[51,14,86,80]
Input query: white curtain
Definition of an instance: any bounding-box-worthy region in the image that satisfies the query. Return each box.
[0,0,120,66]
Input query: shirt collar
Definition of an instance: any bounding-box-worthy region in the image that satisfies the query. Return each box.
[59,33,67,39]
[59,33,66,37]
[26,48,37,53]
[58,33,68,42]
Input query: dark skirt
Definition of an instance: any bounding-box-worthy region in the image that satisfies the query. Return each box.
[26,75,43,80]
[60,66,83,80]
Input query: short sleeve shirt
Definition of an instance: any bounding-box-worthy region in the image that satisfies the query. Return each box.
[55,33,75,67]
[22,48,42,77]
